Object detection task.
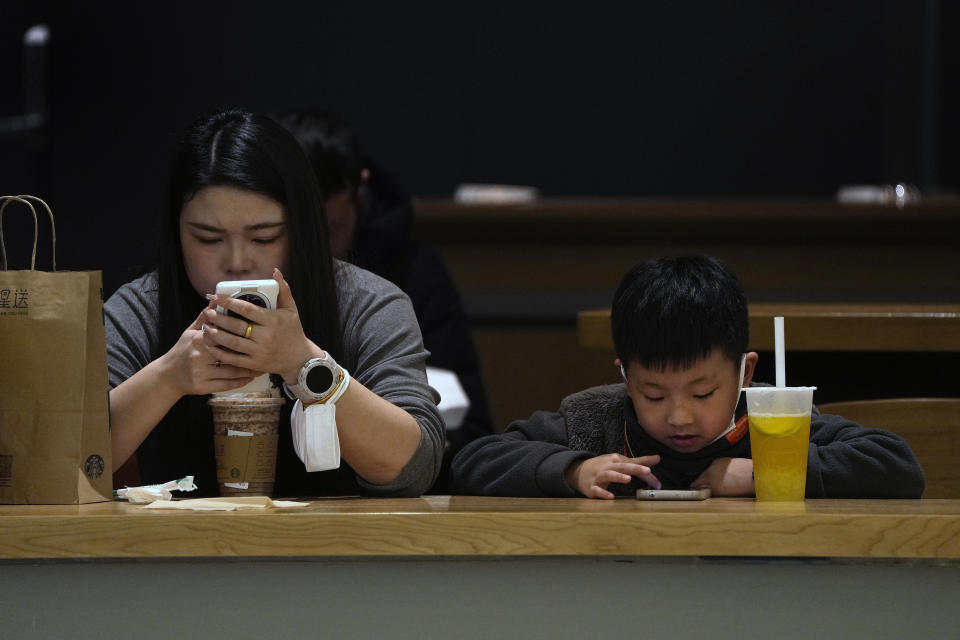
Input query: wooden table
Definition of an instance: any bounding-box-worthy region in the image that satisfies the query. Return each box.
[2,498,960,638]
[578,303,960,352]
[3,496,960,560]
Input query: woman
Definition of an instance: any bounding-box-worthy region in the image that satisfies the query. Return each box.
[276,108,493,492]
[104,108,443,497]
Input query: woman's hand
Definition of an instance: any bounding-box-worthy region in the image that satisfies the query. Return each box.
[199,268,322,382]
[111,300,257,467]
[159,303,258,396]
[565,453,662,499]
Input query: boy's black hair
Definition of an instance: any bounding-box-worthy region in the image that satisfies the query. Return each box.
[611,254,748,372]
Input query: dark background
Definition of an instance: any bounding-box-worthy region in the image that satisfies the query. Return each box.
[1,1,957,296]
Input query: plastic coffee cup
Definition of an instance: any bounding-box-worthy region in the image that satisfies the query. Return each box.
[208,395,286,497]
[744,386,816,501]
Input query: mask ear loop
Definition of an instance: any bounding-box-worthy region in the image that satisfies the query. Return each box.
[709,353,748,444]
[731,353,747,426]
[736,353,746,397]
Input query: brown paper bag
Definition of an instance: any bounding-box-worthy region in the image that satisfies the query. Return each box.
[0,195,112,504]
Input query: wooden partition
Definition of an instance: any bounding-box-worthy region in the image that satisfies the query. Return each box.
[578,303,960,352]
[415,197,960,314]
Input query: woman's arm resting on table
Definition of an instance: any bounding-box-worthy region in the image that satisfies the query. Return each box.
[328,380,422,485]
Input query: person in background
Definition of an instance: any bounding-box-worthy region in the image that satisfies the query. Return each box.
[277,108,492,493]
[105,108,444,497]
[452,254,925,499]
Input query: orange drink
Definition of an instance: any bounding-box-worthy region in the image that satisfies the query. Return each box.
[744,386,816,502]
[749,414,811,501]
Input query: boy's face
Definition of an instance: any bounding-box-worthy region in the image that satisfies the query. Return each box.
[619,348,758,454]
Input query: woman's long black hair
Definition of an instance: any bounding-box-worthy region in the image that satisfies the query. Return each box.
[140,108,346,493]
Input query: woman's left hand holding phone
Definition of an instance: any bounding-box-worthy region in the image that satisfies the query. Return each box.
[163,304,258,395]
[201,268,322,383]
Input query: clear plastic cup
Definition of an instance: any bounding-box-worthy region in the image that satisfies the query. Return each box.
[744,386,816,501]
[208,395,286,497]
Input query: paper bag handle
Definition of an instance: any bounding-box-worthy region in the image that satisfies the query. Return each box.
[0,194,57,271]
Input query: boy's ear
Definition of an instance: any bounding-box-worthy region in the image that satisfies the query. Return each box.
[614,358,626,380]
[742,352,759,388]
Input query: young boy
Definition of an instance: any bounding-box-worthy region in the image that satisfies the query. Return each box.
[451,255,925,499]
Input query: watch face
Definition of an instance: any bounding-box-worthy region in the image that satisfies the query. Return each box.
[306,364,335,394]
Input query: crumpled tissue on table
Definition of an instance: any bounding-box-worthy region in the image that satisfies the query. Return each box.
[144,496,308,511]
[114,476,198,504]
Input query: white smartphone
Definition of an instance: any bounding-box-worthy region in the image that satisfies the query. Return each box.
[215,279,279,318]
[636,487,711,501]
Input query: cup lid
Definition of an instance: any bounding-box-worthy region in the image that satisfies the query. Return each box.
[207,395,287,406]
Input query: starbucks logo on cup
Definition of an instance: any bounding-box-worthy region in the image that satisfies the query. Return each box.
[84,454,105,479]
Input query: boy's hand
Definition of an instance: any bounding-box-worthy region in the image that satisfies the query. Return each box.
[565,454,661,499]
[691,457,754,496]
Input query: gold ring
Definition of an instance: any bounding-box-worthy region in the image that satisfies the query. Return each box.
[244,323,253,339]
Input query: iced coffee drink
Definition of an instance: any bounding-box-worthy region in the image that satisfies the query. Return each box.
[209,394,286,497]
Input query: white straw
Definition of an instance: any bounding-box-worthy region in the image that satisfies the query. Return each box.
[774,316,786,387]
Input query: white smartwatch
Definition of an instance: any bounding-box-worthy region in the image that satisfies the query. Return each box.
[283,353,349,405]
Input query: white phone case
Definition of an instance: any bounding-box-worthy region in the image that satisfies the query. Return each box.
[215,279,279,315]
